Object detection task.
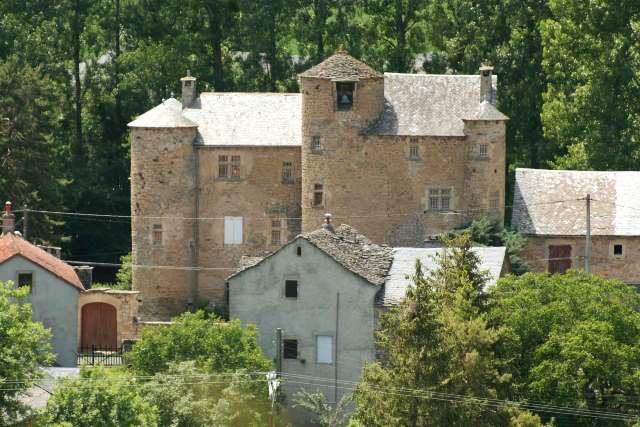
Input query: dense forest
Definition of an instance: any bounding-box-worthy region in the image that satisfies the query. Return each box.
[0,0,638,279]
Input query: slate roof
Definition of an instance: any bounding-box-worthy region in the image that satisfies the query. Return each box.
[512,168,640,236]
[379,246,508,306]
[128,98,197,128]
[368,73,502,136]
[301,224,394,286]
[0,233,84,290]
[299,52,383,80]
[183,93,301,146]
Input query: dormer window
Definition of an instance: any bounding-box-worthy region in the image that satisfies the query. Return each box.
[336,82,355,111]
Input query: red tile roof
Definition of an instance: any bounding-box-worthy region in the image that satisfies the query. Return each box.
[0,233,84,291]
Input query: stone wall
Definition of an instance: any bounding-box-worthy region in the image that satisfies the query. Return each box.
[78,289,140,345]
[300,75,506,244]
[522,235,640,284]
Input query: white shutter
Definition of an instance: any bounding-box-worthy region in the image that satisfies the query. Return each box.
[316,335,333,364]
[233,217,243,244]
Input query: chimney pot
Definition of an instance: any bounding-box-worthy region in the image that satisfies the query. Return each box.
[322,213,335,233]
[2,201,15,235]
[180,71,197,108]
[479,64,494,103]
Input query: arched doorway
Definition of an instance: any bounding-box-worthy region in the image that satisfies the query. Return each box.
[81,302,117,348]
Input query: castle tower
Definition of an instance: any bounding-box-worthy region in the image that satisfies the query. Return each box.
[299,52,385,233]
[462,65,509,226]
[128,95,199,320]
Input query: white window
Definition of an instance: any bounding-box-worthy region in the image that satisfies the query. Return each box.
[224,216,243,244]
[316,335,333,364]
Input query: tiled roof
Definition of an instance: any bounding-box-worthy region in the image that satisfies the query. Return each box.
[299,52,383,80]
[463,100,509,121]
[0,233,84,290]
[183,93,301,146]
[127,98,197,128]
[367,73,501,136]
[301,225,394,286]
[379,246,508,306]
[512,168,640,236]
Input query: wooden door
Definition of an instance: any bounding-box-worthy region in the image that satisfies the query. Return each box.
[81,303,117,349]
[548,245,572,273]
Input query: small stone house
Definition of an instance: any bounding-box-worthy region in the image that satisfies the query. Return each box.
[227,223,509,406]
[512,168,640,284]
[0,219,84,367]
[128,52,508,320]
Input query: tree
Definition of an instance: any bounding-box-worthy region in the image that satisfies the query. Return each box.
[489,270,640,426]
[293,390,352,427]
[352,234,518,426]
[44,366,159,426]
[128,311,271,375]
[449,217,529,274]
[540,0,640,170]
[0,281,55,424]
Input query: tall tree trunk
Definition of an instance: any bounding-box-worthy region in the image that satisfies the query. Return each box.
[313,0,327,62]
[73,0,83,158]
[114,0,122,127]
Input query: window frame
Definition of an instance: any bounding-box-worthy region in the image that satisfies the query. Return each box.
[284,279,298,298]
[224,216,243,245]
[316,335,334,365]
[17,270,34,294]
[152,224,163,246]
[270,219,282,245]
[335,81,356,111]
[282,161,294,184]
[611,242,625,258]
[283,338,298,359]
[313,183,324,207]
[427,188,453,211]
[218,155,229,178]
[489,191,500,210]
[230,155,241,178]
[409,145,420,160]
[311,136,322,152]
[478,143,489,159]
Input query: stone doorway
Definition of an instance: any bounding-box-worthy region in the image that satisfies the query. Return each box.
[81,302,117,348]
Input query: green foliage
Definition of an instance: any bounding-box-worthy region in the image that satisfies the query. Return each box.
[489,271,640,425]
[450,217,529,274]
[114,252,132,289]
[293,390,352,427]
[128,310,271,375]
[352,233,518,426]
[140,360,274,426]
[44,366,159,426]
[0,281,55,424]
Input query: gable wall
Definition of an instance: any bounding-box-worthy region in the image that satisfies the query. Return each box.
[228,238,378,404]
[0,256,79,366]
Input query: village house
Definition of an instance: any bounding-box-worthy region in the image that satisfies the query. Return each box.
[512,168,640,285]
[128,52,508,320]
[227,221,510,409]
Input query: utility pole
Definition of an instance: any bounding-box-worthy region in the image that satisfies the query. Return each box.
[585,193,591,273]
[275,328,282,375]
[334,292,340,404]
[22,205,28,240]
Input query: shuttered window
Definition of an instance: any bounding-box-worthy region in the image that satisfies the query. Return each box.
[316,335,333,364]
[224,216,243,244]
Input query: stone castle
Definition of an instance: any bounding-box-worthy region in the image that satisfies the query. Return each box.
[128,52,508,320]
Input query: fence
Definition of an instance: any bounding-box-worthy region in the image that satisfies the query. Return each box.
[77,345,124,366]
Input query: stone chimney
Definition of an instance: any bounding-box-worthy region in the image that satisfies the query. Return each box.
[180,70,197,108]
[479,65,494,103]
[322,213,335,233]
[37,245,62,258]
[73,265,94,289]
[2,201,15,235]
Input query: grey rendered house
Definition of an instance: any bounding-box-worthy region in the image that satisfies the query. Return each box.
[0,228,84,367]
[227,223,509,405]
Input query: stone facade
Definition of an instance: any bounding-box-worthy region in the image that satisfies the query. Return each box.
[129,53,507,320]
[522,236,640,284]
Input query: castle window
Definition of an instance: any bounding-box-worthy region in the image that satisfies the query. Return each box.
[479,144,489,159]
[313,184,324,207]
[224,216,243,245]
[152,224,163,246]
[489,191,499,210]
[283,339,298,359]
[231,155,241,178]
[409,145,419,160]
[218,155,229,178]
[271,219,282,245]
[282,161,294,184]
[312,136,322,151]
[428,189,452,211]
[336,82,355,111]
